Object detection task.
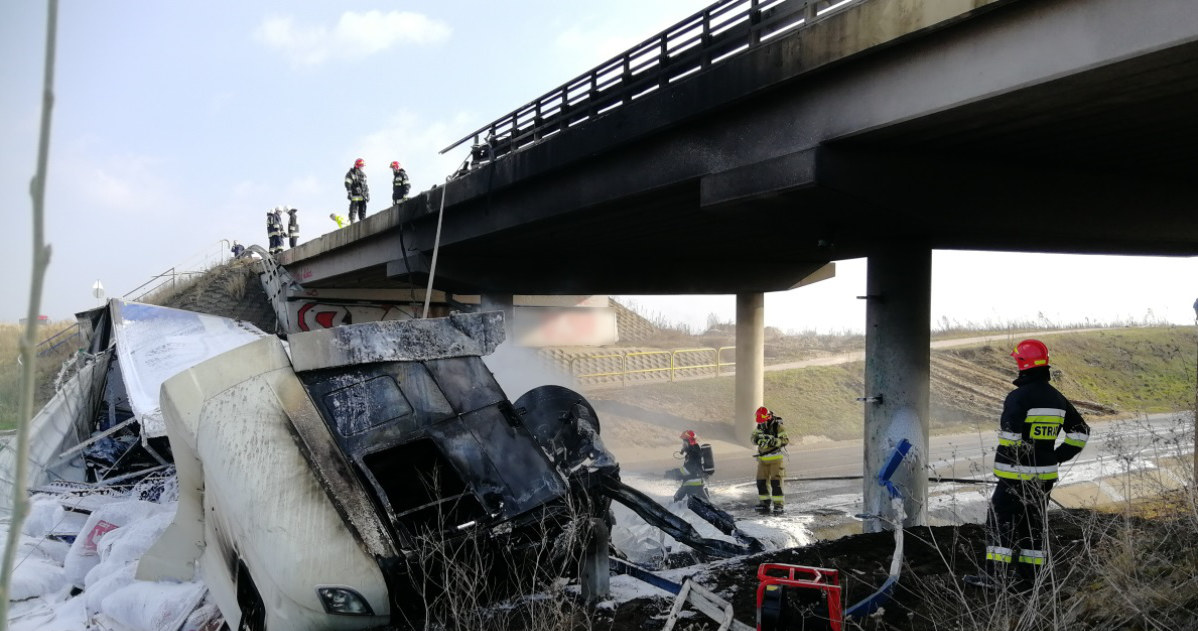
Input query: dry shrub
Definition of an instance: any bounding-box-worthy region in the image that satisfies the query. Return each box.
[400,472,602,631]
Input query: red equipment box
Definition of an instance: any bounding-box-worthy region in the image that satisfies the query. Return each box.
[756,563,843,631]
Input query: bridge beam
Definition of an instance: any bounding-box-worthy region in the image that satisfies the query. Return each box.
[863,246,930,531]
[734,293,765,443]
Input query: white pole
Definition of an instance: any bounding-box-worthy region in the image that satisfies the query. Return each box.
[421,180,450,319]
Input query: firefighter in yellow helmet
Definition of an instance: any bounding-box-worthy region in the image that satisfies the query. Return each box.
[751,406,788,514]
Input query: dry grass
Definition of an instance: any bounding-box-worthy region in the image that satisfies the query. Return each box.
[863,413,1198,630]
[0,321,79,430]
[399,473,602,631]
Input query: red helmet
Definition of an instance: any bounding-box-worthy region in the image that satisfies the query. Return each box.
[755,406,771,424]
[354,158,365,168]
[390,161,400,170]
[680,430,697,445]
[1011,339,1049,371]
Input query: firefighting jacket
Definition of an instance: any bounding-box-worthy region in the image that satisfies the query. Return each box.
[266,212,282,237]
[751,420,789,462]
[678,442,704,484]
[993,367,1090,482]
[392,168,410,199]
[344,167,369,202]
[288,212,299,238]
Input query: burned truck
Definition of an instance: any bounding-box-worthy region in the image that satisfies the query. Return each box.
[131,311,627,629]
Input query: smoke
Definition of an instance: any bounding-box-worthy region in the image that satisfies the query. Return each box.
[482,341,577,402]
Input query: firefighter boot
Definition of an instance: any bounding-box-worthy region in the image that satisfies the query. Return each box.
[756,500,772,514]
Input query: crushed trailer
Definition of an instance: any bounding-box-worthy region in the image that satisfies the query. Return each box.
[119,310,761,630]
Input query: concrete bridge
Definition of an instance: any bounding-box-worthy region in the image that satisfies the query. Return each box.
[280,0,1198,528]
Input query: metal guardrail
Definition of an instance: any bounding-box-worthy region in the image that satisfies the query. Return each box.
[568,346,736,386]
[35,322,81,357]
[122,239,232,303]
[441,0,862,162]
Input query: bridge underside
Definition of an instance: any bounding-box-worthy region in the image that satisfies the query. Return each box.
[277,0,1198,530]
[288,0,1198,295]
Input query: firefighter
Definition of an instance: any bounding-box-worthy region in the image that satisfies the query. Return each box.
[329,212,346,229]
[965,339,1090,590]
[230,241,245,258]
[391,161,410,205]
[267,207,284,255]
[286,206,300,248]
[751,406,789,514]
[673,430,708,502]
[344,158,369,223]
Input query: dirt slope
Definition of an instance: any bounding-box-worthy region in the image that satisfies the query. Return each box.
[146,260,279,334]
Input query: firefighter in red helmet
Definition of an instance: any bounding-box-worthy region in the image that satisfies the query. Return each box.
[751,406,789,514]
[672,430,708,502]
[390,160,410,205]
[965,339,1090,590]
[344,158,369,223]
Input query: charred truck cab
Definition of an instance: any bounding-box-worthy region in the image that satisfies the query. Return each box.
[137,313,607,630]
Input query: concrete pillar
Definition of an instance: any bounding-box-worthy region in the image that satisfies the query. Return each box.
[862,247,930,532]
[734,293,765,443]
[480,294,515,338]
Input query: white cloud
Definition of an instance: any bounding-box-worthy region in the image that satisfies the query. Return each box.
[255,11,451,66]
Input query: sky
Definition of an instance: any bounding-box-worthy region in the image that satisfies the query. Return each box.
[2,1,1195,332]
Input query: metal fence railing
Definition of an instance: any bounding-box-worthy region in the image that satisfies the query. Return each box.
[568,346,736,387]
[122,240,233,303]
[34,322,81,357]
[442,0,862,163]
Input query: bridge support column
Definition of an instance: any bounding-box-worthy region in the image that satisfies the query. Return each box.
[480,294,515,339]
[734,293,765,443]
[863,247,930,532]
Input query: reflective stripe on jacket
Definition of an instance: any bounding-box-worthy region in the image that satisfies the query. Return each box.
[993,368,1090,481]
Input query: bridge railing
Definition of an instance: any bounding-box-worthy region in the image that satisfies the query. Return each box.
[442,0,862,162]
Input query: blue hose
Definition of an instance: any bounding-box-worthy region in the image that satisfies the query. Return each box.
[845,438,912,619]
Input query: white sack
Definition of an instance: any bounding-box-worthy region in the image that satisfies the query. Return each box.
[63,499,170,588]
